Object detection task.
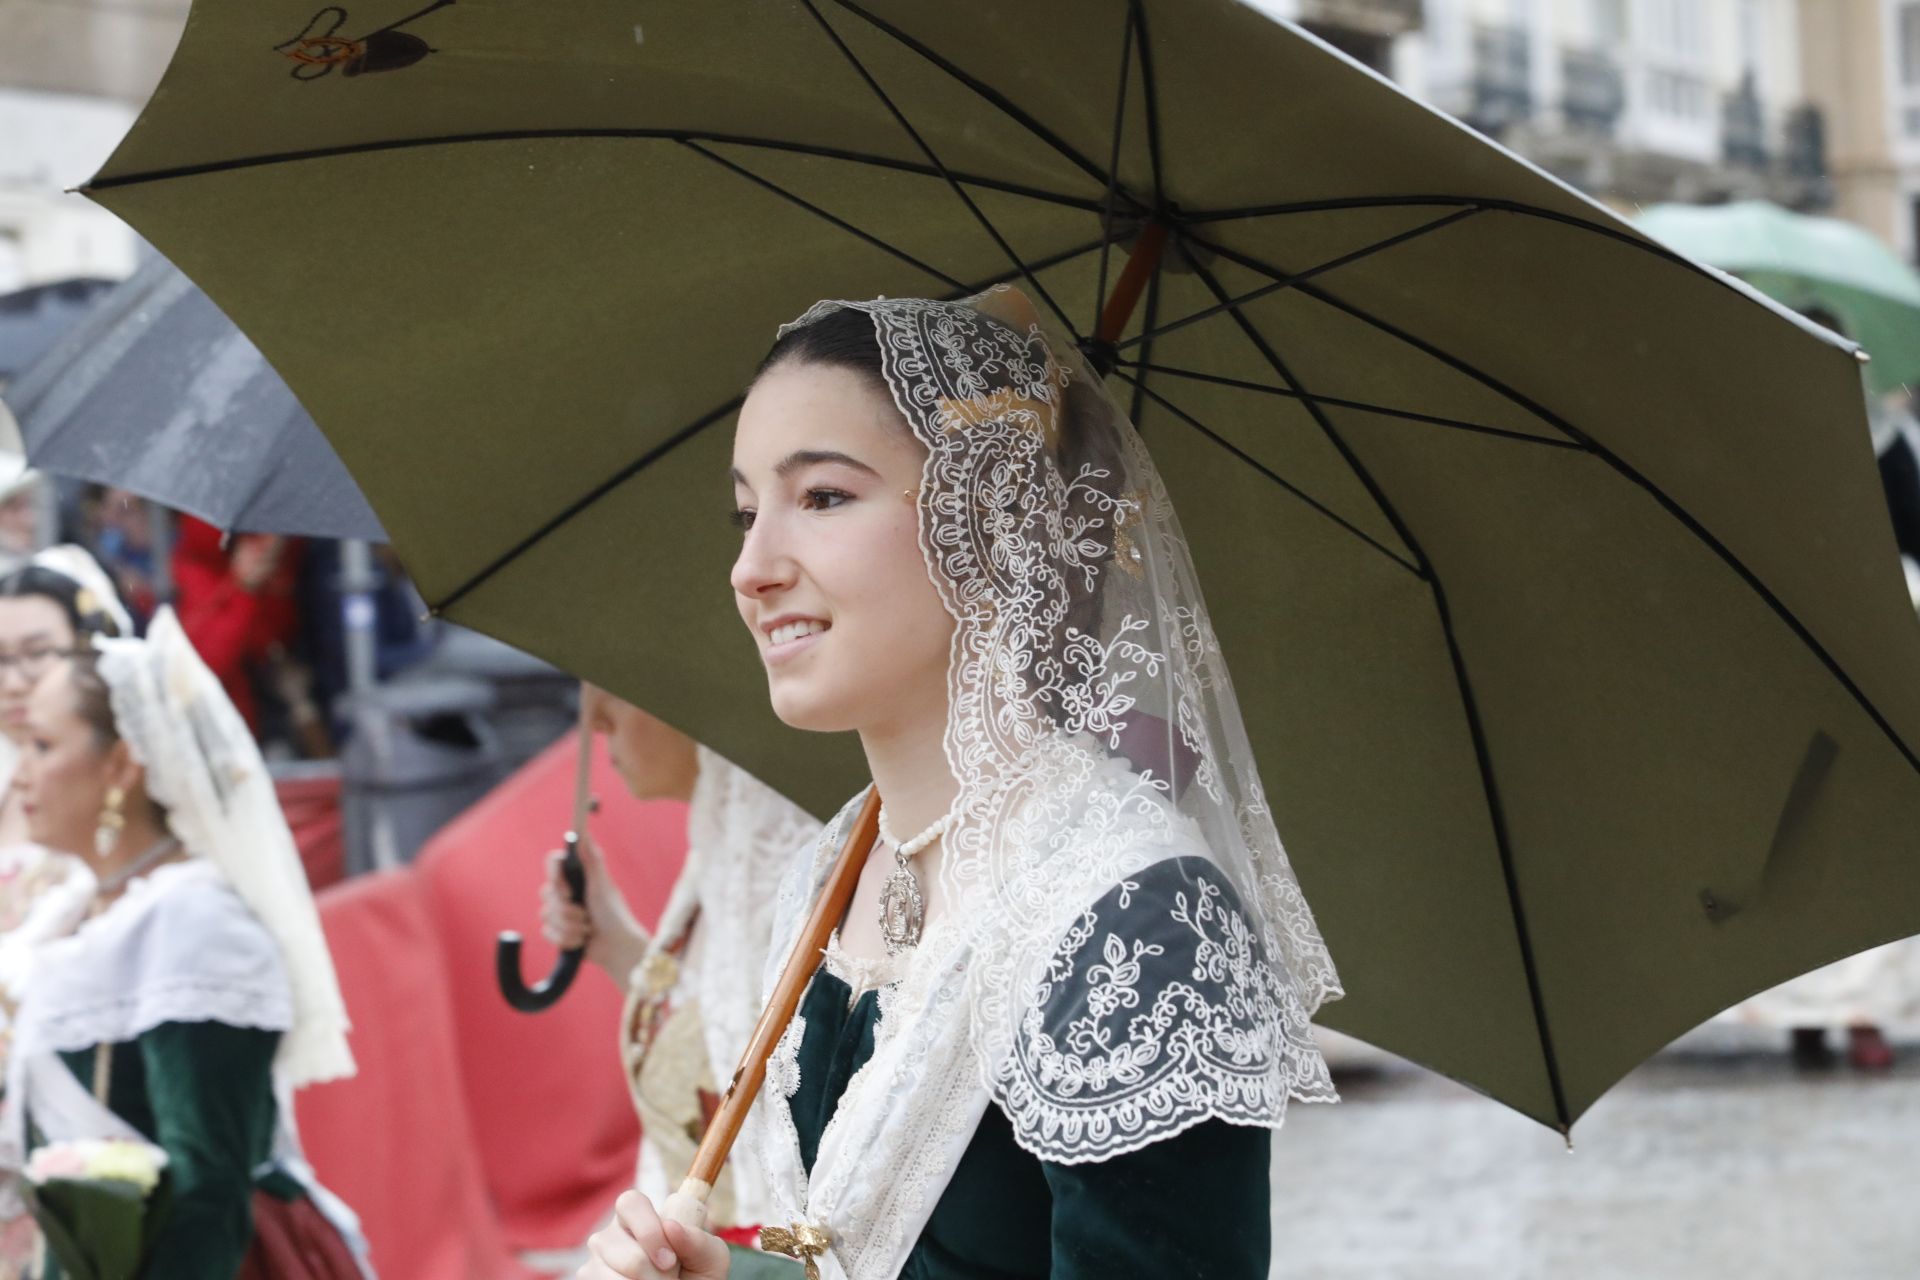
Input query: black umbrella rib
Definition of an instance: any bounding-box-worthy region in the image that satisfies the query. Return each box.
[1095,6,1138,322]
[1117,207,1483,352]
[1130,0,1167,206]
[430,395,743,616]
[679,140,967,291]
[1190,225,1920,787]
[1188,194,1734,287]
[81,129,1100,212]
[429,236,1118,614]
[828,0,1113,192]
[1187,253,1574,1131]
[798,0,1081,340]
[949,233,1117,301]
[1113,369,1421,576]
[1119,361,1583,449]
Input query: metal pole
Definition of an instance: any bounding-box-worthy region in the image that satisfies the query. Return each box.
[341,539,379,699]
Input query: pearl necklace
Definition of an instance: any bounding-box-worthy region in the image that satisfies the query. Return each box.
[876,805,949,954]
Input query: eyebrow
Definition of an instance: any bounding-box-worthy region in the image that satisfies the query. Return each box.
[0,631,56,650]
[730,449,883,487]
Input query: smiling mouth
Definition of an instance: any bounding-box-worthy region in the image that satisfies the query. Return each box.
[767,620,829,647]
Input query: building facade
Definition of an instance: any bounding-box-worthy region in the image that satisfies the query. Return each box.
[1800,0,1920,261]
[0,0,186,290]
[1396,0,1825,212]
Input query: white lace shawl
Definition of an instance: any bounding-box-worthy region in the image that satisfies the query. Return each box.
[0,859,378,1276]
[0,843,96,1002]
[628,747,820,1224]
[11,860,292,1067]
[747,746,1336,1280]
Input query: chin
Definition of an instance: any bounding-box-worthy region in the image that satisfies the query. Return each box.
[766,679,863,736]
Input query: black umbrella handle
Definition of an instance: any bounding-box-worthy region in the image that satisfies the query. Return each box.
[496,831,587,1013]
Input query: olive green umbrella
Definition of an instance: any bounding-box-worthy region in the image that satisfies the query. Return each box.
[86,0,1920,1132]
[1637,200,1920,397]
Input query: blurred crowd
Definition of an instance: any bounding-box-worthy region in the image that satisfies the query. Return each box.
[0,474,430,762]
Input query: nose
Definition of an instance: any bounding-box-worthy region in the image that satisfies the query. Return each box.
[730,512,799,603]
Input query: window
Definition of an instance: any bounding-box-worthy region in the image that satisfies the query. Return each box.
[1902,1,1920,88]
[1899,2,1920,138]
[1641,0,1710,124]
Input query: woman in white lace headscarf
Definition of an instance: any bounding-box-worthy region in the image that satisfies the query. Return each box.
[0,546,132,1275]
[0,547,135,993]
[585,287,1341,1280]
[535,685,819,1254]
[1,608,371,1278]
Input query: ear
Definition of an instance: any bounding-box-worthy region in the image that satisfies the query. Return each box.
[102,739,145,797]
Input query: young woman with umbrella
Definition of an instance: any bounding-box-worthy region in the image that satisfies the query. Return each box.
[583,287,1340,1280]
[535,686,819,1255]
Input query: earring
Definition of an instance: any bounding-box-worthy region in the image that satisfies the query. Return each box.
[95,786,125,858]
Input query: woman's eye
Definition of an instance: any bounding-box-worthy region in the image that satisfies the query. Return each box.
[728,507,756,532]
[803,487,852,512]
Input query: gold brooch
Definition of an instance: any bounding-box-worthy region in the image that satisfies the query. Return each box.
[758,1221,831,1279]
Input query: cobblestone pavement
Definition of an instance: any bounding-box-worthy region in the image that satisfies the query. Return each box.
[1271,1027,1920,1279]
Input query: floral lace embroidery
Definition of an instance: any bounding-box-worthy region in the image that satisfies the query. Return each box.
[754,289,1344,1277]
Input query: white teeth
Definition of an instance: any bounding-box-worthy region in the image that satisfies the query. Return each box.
[769,620,828,646]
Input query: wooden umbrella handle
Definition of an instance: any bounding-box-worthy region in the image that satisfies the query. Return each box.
[660,787,882,1230]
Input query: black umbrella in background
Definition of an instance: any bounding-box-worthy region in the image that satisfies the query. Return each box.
[0,278,116,382]
[1,253,385,542]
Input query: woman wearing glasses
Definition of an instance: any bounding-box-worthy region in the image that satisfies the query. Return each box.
[0,546,132,1275]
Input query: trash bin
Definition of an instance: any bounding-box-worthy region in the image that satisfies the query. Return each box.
[340,675,506,873]
[399,625,577,776]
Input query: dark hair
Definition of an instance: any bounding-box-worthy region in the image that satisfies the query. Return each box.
[755,305,889,392]
[0,565,122,639]
[66,652,120,750]
[62,653,166,822]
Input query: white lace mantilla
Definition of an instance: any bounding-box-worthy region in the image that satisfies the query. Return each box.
[746,289,1342,1279]
[626,748,820,1228]
[96,610,351,1088]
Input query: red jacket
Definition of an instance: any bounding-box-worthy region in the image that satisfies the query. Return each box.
[172,516,303,730]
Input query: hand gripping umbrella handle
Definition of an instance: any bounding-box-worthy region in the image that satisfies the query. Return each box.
[496,830,587,1013]
[661,788,882,1232]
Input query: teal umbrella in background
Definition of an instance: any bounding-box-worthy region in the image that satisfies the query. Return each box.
[1638,200,1920,397]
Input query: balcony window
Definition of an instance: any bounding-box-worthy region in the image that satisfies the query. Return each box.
[1640,0,1711,126]
[1561,46,1625,133]
[1899,1,1920,140]
[1470,22,1533,134]
[1722,72,1768,169]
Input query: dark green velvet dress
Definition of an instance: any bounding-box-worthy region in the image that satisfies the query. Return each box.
[787,968,1272,1279]
[45,1021,285,1280]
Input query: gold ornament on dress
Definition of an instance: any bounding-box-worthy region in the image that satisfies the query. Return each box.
[758,1222,831,1280]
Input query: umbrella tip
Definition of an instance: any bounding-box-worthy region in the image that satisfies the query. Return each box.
[1560,1125,1574,1153]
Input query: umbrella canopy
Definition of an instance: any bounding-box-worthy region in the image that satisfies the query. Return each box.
[84,0,1920,1132]
[0,278,116,382]
[1,254,384,541]
[1637,200,1920,397]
